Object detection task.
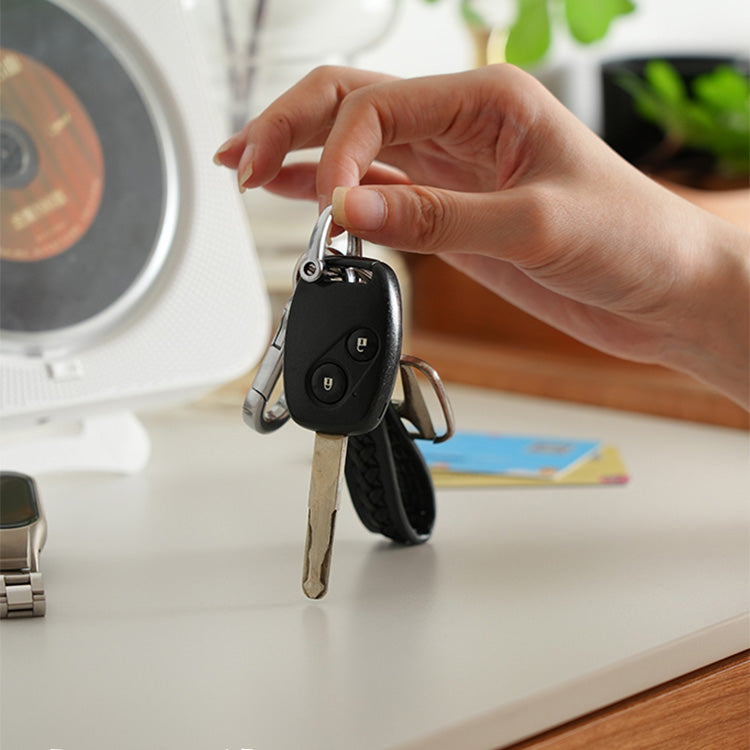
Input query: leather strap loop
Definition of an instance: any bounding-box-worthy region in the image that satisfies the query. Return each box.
[345,404,435,545]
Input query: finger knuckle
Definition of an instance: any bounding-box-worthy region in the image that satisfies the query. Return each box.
[335,86,369,121]
[307,65,356,106]
[337,84,397,144]
[516,186,574,271]
[408,188,449,250]
[337,84,376,117]
[305,64,345,86]
[524,186,558,234]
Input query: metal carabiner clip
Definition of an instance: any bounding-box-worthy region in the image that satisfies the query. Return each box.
[242,299,290,433]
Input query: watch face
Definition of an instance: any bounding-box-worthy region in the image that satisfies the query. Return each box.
[0,472,40,528]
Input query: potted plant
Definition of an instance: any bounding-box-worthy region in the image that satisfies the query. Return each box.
[423,0,636,68]
[603,56,750,190]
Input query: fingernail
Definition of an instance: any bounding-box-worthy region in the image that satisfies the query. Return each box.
[332,186,385,232]
[238,162,253,193]
[238,145,256,193]
[331,187,349,224]
[213,138,233,165]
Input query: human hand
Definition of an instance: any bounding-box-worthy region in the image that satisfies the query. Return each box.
[215,65,749,407]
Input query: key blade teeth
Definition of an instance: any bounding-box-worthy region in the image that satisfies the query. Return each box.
[302,578,327,600]
[302,508,337,599]
[302,431,346,601]
[302,581,328,599]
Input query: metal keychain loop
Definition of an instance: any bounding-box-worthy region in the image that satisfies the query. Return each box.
[297,205,362,284]
[395,355,455,443]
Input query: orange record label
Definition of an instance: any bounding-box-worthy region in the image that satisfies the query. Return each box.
[0,48,104,262]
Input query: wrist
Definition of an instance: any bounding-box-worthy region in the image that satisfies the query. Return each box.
[664,216,750,408]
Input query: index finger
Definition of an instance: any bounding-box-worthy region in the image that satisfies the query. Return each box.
[221,67,397,192]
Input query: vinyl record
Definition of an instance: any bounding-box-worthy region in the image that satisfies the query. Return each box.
[0,0,169,340]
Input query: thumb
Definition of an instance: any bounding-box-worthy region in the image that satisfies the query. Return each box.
[331,184,537,258]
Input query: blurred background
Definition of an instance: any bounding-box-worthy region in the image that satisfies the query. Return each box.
[187,0,750,131]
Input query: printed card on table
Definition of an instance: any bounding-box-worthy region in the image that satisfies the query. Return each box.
[429,444,629,488]
[418,431,602,479]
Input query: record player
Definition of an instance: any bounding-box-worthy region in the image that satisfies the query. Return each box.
[0,0,270,472]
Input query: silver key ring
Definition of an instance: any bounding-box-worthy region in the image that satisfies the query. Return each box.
[296,205,362,284]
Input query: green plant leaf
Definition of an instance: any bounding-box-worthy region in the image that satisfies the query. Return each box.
[617,60,750,176]
[564,0,635,44]
[693,65,750,113]
[682,100,720,145]
[505,0,551,67]
[643,60,687,105]
[617,71,672,127]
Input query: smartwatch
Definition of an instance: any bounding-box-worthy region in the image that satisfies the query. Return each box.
[1,472,47,618]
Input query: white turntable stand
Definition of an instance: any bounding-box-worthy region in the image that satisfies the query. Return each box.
[1,385,748,749]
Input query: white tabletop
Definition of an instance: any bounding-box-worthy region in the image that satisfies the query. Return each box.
[1,386,748,750]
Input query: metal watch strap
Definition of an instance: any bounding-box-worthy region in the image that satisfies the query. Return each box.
[1,572,46,618]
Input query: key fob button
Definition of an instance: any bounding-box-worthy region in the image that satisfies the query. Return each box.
[346,328,379,362]
[310,363,347,403]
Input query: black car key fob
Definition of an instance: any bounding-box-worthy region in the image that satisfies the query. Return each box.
[283,255,402,436]
[243,206,452,595]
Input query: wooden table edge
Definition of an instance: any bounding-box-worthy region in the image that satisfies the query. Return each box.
[503,650,750,749]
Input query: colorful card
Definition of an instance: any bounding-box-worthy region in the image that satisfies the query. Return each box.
[417,431,602,479]
[429,444,629,488]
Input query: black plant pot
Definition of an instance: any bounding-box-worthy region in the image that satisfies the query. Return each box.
[600,55,750,189]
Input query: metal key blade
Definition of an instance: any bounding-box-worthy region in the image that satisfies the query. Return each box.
[302,432,349,599]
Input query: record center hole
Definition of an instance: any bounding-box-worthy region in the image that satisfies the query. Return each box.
[0,120,39,189]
